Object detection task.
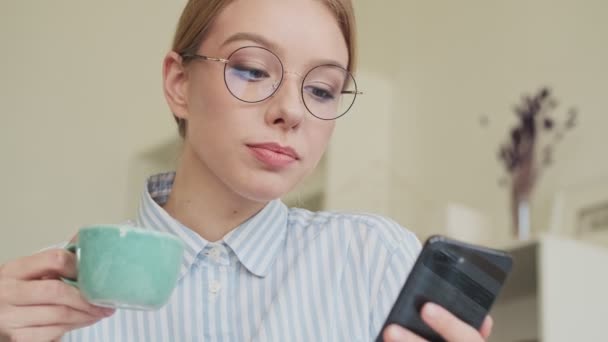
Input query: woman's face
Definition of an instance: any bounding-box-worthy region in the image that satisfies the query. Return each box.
[165,0,349,202]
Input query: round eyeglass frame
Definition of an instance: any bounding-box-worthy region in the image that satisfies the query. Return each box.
[180,46,362,120]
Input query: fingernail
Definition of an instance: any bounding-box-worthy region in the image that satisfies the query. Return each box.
[384,325,408,341]
[423,302,440,319]
[102,308,116,316]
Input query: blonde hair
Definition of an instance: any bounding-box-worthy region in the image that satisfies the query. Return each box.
[171,0,357,137]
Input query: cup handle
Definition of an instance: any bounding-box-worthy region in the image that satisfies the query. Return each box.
[61,243,79,288]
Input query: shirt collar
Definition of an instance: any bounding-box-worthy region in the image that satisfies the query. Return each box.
[135,172,288,279]
[135,172,209,280]
[224,198,288,278]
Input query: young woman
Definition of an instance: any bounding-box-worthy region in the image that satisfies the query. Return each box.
[0,0,493,341]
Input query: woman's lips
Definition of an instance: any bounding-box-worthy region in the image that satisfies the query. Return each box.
[247,143,299,169]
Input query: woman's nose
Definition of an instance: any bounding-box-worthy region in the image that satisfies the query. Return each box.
[264,74,306,130]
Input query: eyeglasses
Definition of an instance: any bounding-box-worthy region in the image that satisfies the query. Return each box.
[180,46,362,120]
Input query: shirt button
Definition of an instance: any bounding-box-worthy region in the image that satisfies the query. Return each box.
[209,281,221,294]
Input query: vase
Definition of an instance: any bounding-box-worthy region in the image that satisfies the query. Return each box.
[510,155,536,240]
[511,189,531,240]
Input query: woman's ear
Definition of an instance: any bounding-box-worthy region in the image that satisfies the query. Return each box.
[163,51,190,121]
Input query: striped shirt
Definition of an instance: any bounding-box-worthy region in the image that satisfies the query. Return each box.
[62,172,421,341]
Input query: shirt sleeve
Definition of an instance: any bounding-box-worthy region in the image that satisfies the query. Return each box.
[368,222,421,339]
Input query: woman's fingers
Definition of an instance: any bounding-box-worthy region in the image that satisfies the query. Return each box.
[0,308,110,342]
[6,324,78,342]
[0,279,113,317]
[0,246,111,341]
[380,304,495,342]
[479,315,493,340]
[382,324,428,342]
[3,305,105,328]
[0,249,77,280]
[420,303,486,342]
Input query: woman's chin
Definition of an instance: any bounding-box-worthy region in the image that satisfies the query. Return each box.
[241,188,288,203]
[235,179,295,203]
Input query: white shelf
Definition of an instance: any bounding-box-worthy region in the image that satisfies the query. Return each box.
[490,235,608,342]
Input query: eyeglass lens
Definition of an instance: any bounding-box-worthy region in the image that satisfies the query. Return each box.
[223,46,357,120]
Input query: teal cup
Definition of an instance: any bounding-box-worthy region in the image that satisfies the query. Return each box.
[64,224,184,310]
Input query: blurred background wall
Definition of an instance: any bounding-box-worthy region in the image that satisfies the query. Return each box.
[329,0,608,246]
[0,1,184,260]
[2,0,607,263]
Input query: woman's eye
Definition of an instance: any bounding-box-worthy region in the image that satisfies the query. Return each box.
[231,65,270,81]
[305,86,336,102]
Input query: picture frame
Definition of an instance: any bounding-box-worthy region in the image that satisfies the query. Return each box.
[550,176,608,246]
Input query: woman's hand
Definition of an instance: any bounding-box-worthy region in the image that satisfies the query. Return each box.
[382,303,493,342]
[0,249,115,342]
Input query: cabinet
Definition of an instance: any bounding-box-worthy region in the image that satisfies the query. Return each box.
[490,235,608,342]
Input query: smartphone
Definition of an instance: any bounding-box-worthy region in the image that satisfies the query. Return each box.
[376,235,513,342]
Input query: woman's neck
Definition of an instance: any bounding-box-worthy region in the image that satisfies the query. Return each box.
[163,144,267,242]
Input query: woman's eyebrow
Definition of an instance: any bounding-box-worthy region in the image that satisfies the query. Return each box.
[309,58,347,70]
[222,32,280,52]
